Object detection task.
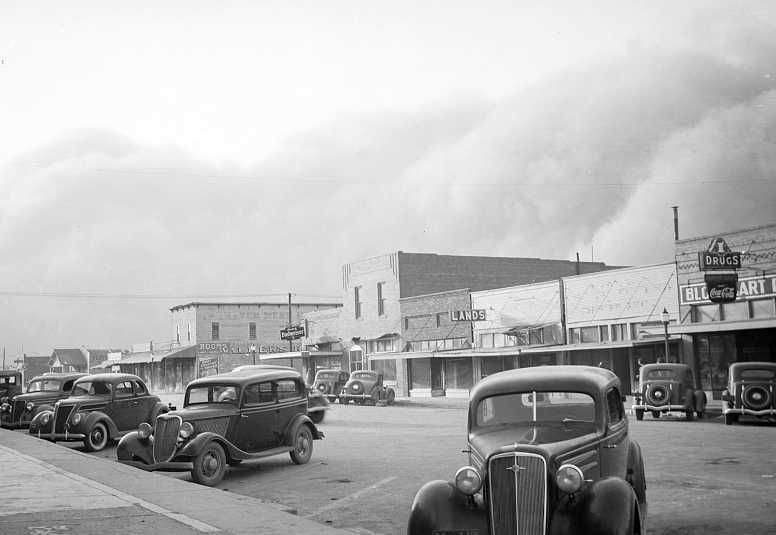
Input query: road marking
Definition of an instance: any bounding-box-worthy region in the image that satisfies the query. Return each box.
[0,445,221,533]
[305,476,397,518]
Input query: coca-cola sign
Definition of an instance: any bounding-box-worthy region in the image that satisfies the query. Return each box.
[705,273,738,303]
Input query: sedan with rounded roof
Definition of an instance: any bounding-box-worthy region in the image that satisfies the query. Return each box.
[117,366,324,486]
[722,361,776,425]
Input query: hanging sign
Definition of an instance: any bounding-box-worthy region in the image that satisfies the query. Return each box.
[704,273,739,303]
[698,237,742,271]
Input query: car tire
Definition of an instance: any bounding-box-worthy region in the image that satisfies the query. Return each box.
[83,422,109,452]
[386,388,395,405]
[696,411,704,419]
[191,442,227,486]
[651,411,661,419]
[685,410,694,421]
[635,409,644,421]
[290,425,313,465]
[309,411,324,424]
[725,413,738,425]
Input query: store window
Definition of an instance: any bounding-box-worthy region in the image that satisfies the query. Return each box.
[611,323,627,341]
[751,298,776,318]
[481,356,515,378]
[479,333,495,348]
[371,359,397,381]
[409,359,431,389]
[211,322,219,341]
[599,325,610,342]
[543,325,562,345]
[569,328,581,344]
[695,334,736,390]
[580,326,599,343]
[445,358,473,390]
[529,328,543,345]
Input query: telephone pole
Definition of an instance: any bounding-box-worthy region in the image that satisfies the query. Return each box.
[288,292,293,352]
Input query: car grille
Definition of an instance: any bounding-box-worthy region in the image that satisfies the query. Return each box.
[153,415,181,463]
[12,400,26,423]
[488,452,547,535]
[54,405,75,433]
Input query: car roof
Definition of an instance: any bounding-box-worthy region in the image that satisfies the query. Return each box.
[641,363,689,371]
[75,373,143,383]
[31,372,87,380]
[730,361,776,371]
[187,367,303,388]
[470,365,618,403]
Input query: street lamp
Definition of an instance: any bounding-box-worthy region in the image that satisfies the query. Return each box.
[661,308,670,362]
[250,345,257,365]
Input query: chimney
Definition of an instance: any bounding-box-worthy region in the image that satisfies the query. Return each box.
[575,252,580,275]
[672,206,679,241]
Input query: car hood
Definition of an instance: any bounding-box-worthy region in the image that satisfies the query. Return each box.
[470,424,597,462]
[13,391,64,403]
[56,395,111,406]
[171,404,237,421]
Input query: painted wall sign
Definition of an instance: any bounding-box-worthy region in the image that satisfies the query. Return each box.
[450,309,487,321]
[679,274,776,305]
[698,236,742,271]
[197,341,302,354]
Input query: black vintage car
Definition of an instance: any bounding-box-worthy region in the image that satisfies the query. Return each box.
[722,361,776,425]
[408,366,647,535]
[632,363,707,420]
[117,367,324,486]
[313,369,350,402]
[0,370,23,402]
[339,370,396,405]
[1,372,85,429]
[28,373,169,452]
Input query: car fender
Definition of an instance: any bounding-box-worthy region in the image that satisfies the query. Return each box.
[30,403,55,419]
[693,390,707,412]
[407,480,487,535]
[29,409,54,434]
[551,477,643,535]
[176,432,235,459]
[284,413,323,443]
[116,431,153,464]
[626,440,647,509]
[80,411,119,438]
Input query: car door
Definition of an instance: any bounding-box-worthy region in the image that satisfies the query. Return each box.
[599,387,629,477]
[132,380,156,423]
[233,381,277,452]
[112,381,137,431]
[276,378,306,438]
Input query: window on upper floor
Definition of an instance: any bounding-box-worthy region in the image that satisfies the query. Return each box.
[176,324,180,343]
[355,286,362,319]
[187,322,191,341]
[377,282,385,316]
[249,322,257,340]
[212,322,220,340]
[611,323,627,341]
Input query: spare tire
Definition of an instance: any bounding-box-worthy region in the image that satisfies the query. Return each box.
[742,385,771,410]
[349,380,364,394]
[647,384,669,406]
[317,383,329,394]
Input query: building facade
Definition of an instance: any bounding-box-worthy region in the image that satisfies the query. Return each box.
[673,223,776,396]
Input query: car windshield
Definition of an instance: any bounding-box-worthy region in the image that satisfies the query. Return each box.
[1,375,18,385]
[186,384,240,405]
[644,368,678,380]
[27,379,62,392]
[316,372,339,380]
[71,381,113,396]
[475,391,596,428]
[740,369,776,380]
[352,372,375,380]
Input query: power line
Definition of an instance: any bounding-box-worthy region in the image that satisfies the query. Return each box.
[0,290,341,301]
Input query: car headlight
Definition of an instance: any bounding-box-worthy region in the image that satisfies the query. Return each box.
[71,412,82,426]
[0,403,9,412]
[138,422,153,439]
[26,402,35,411]
[41,413,51,425]
[556,464,584,493]
[454,466,482,495]
[179,421,194,439]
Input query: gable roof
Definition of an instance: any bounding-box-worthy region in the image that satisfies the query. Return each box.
[50,348,87,367]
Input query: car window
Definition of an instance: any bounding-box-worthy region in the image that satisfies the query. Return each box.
[72,381,112,396]
[62,380,75,392]
[316,372,338,380]
[476,391,595,427]
[606,388,624,424]
[2,376,17,384]
[115,381,134,398]
[644,368,676,380]
[27,379,61,392]
[132,381,148,395]
[277,379,301,401]
[244,382,274,405]
[351,372,374,380]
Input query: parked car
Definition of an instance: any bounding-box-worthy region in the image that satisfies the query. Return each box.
[117,367,324,486]
[1,372,86,429]
[407,366,647,535]
[722,361,776,425]
[632,363,707,420]
[0,370,23,403]
[339,370,396,405]
[28,373,169,452]
[313,369,350,402]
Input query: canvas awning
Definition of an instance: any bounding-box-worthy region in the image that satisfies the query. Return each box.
[260,350,342,361]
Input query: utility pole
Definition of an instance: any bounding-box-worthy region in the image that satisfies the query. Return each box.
[288,292,293,352]
[2,347,5,369]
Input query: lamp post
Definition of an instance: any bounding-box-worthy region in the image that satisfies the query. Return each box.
[661,308,670,362]
[250,345,257,365]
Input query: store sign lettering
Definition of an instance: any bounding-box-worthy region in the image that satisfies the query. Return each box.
[197,342,302,354]
[450,309,487,321]
[680,275,776,305]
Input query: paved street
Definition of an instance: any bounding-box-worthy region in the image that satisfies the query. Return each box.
[53,400,776,535]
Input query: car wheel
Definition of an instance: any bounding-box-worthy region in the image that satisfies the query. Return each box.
[635,409,644,421]
[191,442,226,486]
[309,411,324,424]
[651,411,661,419]
[83,422,109,452]
[290,425,313,465]
[696,411,704,419]
[685,410,694,421]
[725,413,738,425]
[386,388,396,405]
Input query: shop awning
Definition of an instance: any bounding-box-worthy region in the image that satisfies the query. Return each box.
[370,351,433,361]
[260,350,342,361]
[165,345,197,360]
[118,344,198,365]
[657,317,776,336]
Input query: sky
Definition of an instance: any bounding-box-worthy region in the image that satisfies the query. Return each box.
[1,1,775,357]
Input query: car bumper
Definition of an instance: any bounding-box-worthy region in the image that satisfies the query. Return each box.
[1,421,29,429]
[31,431,86,441]
[722,407,776,416]
[631,403,688,412]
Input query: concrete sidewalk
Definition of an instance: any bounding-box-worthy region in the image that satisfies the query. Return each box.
[0,428,353,535]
